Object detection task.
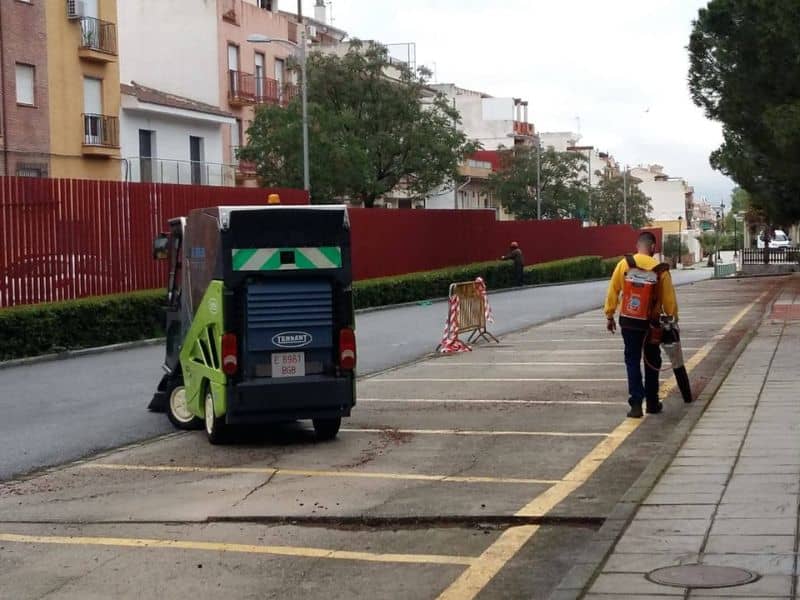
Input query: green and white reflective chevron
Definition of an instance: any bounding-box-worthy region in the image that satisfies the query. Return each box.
[232,247,343,271]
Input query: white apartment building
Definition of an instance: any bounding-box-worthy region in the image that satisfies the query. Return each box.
[425,84,534,216]
[539,131,616,186]
[117,0,236,185]
[630,164,693,229]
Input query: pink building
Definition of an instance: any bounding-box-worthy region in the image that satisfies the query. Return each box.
[218,0,298,181]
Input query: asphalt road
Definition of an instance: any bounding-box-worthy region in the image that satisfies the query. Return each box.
[0,275,775,600]
[0,269,711,482]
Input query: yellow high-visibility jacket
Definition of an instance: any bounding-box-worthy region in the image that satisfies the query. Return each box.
[604,254,678,321]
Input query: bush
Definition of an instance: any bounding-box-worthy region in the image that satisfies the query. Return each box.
[1,255,610,360]
[353,255,607,309]
[602,257,623,276]
[0,290,165,361]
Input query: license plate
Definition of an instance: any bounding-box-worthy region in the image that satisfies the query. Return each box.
[271,352,305,378]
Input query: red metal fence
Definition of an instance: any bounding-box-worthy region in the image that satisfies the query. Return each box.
[347,210,660,280]
[0,178,307,307]
[0,176,658,308]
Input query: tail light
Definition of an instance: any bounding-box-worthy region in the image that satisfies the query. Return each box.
[221,333,238,376]
[339,328,356,371]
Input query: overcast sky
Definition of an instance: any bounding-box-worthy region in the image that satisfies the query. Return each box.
[284,0,733,203]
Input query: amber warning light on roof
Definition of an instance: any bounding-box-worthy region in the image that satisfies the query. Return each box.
[267,194,281,205]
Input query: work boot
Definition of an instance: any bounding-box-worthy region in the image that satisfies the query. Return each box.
[627,404,644,419]
[646,402,664,415]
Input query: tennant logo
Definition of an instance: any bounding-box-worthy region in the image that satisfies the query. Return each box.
[272,332,313,348]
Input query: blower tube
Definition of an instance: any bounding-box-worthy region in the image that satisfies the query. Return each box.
[660,318,693,403]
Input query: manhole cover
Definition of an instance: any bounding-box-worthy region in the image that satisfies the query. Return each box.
[647,565,760,589]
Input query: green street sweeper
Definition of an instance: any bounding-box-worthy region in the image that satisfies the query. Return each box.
[148,203,356,444]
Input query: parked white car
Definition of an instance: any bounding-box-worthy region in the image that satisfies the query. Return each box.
[757,229,792,250]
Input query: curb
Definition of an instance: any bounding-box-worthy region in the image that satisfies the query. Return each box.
[352,277,613,315]
[547,284,778,600]
[0,338,164,371]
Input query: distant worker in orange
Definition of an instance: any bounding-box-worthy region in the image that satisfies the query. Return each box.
[604,231,678,419]
[502,242,525,287]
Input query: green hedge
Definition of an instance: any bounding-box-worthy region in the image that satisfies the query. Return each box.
[0,290,165,361]
[0,255,611,360]
[602,256,623,276]
[354,255,607,309]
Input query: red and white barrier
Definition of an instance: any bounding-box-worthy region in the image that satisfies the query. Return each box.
[475,277,494,324]
[438,295,472,353]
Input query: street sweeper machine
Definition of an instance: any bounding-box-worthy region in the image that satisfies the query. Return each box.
[148,204,356,444]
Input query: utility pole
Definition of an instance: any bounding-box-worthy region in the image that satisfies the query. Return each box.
[298,0,310,192]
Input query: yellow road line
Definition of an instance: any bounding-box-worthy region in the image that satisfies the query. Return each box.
[341,428,608,438]
[436,291,767,600]
[0,533,474,566]
[82,463,559,485]
[436,525,540,599]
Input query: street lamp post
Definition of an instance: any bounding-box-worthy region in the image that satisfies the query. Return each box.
[715,210,721,261]
[677,215,683,269]
[246,29,310,193]
[622,165,628,225]
[536,135,542,220]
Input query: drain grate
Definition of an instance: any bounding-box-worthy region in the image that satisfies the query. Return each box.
[647,565,760,589]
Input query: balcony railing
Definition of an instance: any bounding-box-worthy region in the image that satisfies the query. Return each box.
[127,157,237,187]
[230,146,257,177]
[229,70,298,107]
[79,17,117,55]
[83,114,119,148]
[229,70,256,105]
[513,121,533,136]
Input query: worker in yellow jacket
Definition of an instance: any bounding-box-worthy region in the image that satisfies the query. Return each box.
[604,231,678,418]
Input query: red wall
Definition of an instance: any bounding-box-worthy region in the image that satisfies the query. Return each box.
[348,208,661,280]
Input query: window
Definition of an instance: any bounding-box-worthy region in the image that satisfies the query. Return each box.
[258,0,274,10]
[16,163,46,178]
[83,77,103,144]
[255,53,265,99]
[15,64,35,105]
[231,119,242,151]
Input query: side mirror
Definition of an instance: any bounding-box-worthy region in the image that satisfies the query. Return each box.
[153,233,169,260]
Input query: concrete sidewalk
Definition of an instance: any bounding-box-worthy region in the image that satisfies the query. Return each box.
[583,285,800,598]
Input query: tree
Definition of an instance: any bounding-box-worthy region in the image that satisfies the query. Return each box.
[239,41,476,206]
[688,0,800,223]
[723,187,750,231]
[487,146,588,220]
[591,173,653,228]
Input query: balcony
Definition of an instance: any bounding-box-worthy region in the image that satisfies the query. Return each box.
[229,70,256,106]
[231,146,258,182]
[513,121,534,136]
[229,70,298,107]
[255,78,298,106]
[221,0,238,24]
[78,17,117,62]
[82,114,119,157]
[128,157,236,187]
